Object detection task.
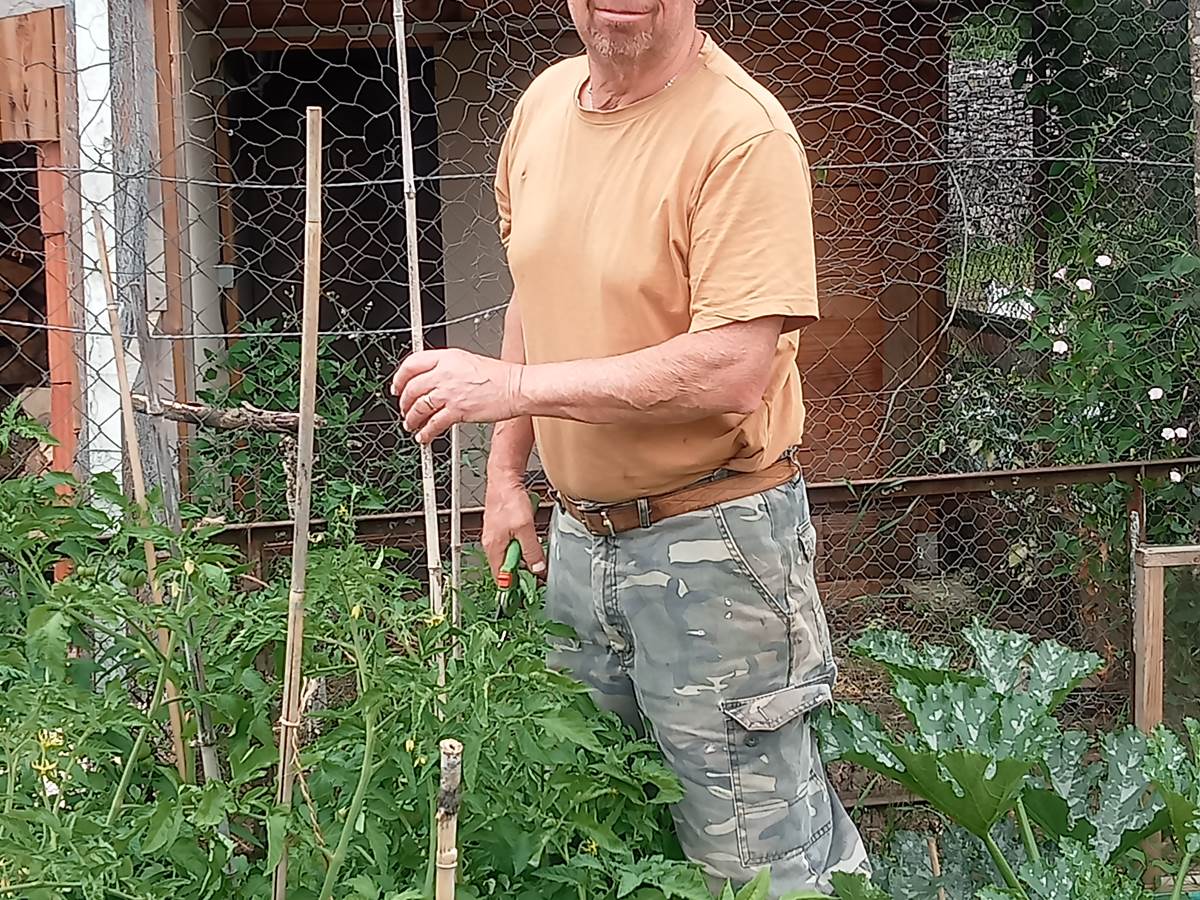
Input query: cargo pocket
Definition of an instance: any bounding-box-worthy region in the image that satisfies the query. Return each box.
[720,682,835,867]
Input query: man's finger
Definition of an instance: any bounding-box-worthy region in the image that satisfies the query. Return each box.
[404,388,444,433]
[415,407,458,445]
[388,350,438,397]
[398,368,438,418]
[483,539,504,579]
[515,520,546,576]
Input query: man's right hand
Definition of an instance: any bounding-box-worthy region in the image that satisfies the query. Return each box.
[482,476,546,580]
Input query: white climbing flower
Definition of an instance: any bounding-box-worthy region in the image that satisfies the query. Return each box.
[1075,277,1094,292]
[1162,427,1177,441]
[1052,340,1069,355]
[1170,469,1184,484]
[1096,254,1113,268]
[1053,267,1068,281]
[1176,426,1190,440]
[1148,387,1165,401]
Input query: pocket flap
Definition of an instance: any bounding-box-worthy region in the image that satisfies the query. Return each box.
[719,682,832,732]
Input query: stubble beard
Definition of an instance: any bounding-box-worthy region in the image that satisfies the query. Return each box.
[584,23,656,60]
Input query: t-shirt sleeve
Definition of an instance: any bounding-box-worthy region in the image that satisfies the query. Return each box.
[687,129,819,334]
[495,99,526,250]
[495,125,514,249]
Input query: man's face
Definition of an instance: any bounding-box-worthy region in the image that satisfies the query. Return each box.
[568,0,694,61]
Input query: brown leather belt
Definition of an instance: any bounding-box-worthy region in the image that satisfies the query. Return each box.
[556,454,800,537]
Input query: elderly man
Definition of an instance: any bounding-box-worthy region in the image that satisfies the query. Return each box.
[390,0,868,893]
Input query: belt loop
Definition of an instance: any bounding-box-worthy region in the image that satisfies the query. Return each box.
[636,497,651,529]
[600,509,617,537]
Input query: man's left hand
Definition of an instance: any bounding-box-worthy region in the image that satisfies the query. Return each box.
[389,348,522,444]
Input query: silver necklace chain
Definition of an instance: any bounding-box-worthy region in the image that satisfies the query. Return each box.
[584,33,698,110]
[587,72,678,109]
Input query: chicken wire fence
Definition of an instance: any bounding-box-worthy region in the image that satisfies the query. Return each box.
[2,0,1200,758]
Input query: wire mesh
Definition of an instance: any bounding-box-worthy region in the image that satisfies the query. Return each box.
[1,0,1199,775]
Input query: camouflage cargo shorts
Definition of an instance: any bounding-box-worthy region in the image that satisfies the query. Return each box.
[545,471,869,896]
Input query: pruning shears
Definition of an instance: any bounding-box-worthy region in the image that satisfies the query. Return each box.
[495,493,541,621]
[495,538,523,619]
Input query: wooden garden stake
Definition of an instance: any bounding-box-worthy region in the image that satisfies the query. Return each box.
[93,208,189,782]
[926,835,945,900]
[391,0,446,686]
[450,424,463,647]
[272,105,324,900]
[436,739,464,900]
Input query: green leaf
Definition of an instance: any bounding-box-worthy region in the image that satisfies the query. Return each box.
[1146,721,1200,853]
[819,694,1041,838]
[265,807,288,873]
[850,629,966,686]
[1024,640,1102,711]
[828,873,892,900]
[26,604,70,679]
[1090,728,1166,862]
[194,782,232,828]
[537,707,602,753]
[964,623,1031,694]
[1170,253,1200,277]
[143,798,183,854]
[734,870,772,900]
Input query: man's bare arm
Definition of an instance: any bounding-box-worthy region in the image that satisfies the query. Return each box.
[487,296,535,485]
[391,316,785,442]
[480,295,545,576]
[515,317,783,425]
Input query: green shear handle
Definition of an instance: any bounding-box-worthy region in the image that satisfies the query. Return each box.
[495,493,540,619]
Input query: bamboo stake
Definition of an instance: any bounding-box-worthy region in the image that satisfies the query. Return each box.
[93,208,189,783]
[926,835,946,900]
[272,106,324,900]
[391,0,446,686]
[449,425,463,647]
[435,739,464,900]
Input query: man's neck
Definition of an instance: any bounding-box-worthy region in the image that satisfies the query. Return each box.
[585,27,701,110]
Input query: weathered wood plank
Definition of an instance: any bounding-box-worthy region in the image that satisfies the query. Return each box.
[0,9,59,141]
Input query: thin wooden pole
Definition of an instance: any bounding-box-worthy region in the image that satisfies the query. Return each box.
[435,739,464,900]
[391,0,445,683]
[926,835,946,900]
[272,106,323,900]
[450,424,463,642]
[93,208,188,782]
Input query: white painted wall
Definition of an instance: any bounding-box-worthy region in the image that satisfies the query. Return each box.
[73,0,123,482]
[178,9,225,385]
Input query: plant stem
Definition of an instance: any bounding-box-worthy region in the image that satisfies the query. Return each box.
[1015,798,1041,867]
[983,830,1028,898]
[1171,850,1195,900]
[316,709,378,900]
[106,632,176,826]
[423,786,438,898]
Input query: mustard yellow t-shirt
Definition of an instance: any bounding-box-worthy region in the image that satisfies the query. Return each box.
[495,34,819,503]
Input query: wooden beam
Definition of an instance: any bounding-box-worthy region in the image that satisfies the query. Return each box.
[36,140,78,476]
[1136,545,1200,569]
[1133,551,1165,733]
[150,0,193,489]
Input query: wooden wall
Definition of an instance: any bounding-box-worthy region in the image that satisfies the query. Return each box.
[0,8,62,142]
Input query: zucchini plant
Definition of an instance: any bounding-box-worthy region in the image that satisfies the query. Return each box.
[816,624,1170,899]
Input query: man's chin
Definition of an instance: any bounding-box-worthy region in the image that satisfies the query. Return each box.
[584,27,656,60]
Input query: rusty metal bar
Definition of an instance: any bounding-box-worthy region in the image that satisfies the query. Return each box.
[213,457,1200,571]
